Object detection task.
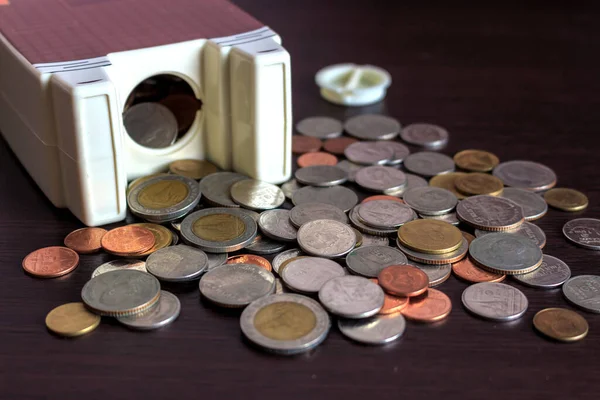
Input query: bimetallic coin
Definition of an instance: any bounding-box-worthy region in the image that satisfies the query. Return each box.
[420,213,460,226]
[361,233,391,247]
[456,195,525,231]
[124,103,178,148]
[22,246,79,278]
[452,257,505,283]
[295,165,347,187]
[544,188,589,212]
[290,202,348,228]
[344,114,401,140]
[319,276,385,318]
[146,245,208,281]
[127,173,169,195]
[410,261,452,287]
[475,221,546,249]
[455,173,504,196]
[378,265,429,297]
[130,223,173,256]
[169,159,218,180]
[469,232,543,275]
[403,186,458,216]
[513,254,571,289]
[346,246,408,278]
[429,172,468,200]
[533,308,589,342]
[355,166,407,193]
[357,201,415,229]
[398,219,463,255]
[401,289,452,322]
[258,209,297,242]
[272,249,305,275]
[245,235,287,255]
[562,218,600,250]
[335,160,363,182]
[500,187,547,221]
[462,282,528,321]
[281,257,345,294]
[92,259,147,278]
[297,219,356,258]
[45,302,101,337]
[404,151,455,177]
[206,253,228,271]
[229,179,285,210]
[292,186,358,212]
[453,149,499,172]
[562,275,600,313]
[338,313,406,345]
[117,291,181,330]
[281,179,303,200]
[64,228,107,254]
[396,237,469,265]
[199,172,247,207]
[344,141,394,165]
[297,152,338,168]
[296,116,343,139]
[400,123,448,149]
[493,160,557,192]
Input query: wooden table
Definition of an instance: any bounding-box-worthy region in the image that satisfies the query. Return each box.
[1,1,599,399]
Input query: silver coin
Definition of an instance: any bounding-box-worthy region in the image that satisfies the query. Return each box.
[400,123,449,149]
[281,257,346,294]
[338,313,406,345]
[171,219,182,232]
[117,291,180,330]
[81,270,161,316]
[240,293,330,354]
[274,278,289,294]
[357,201,415,229]
[170,230,180,245]
[238,208,260,223]
[456,195,525,231]
[123,103,178,148]
[512,254,571,289]
[562,275,600,313]
[563,218,600,250]
[230,179,285,210]
[296,116,343,139]
[146,244,208,281]
[469,232,543,275]
[292,186,358,212]
[91,259,147,278]
[403,186,458,216]
[395,173,429,197]
[199,264,275,308]
[290,202,348,228]
[493,160,557,192]
[475,221,546,249]
[410,261,452,287]
[500,187,548,221]
[404,151,455,177]
[199,172,247,207]
[318,276,384,318]
[360,233,390,247]
[419,213,460,226]
[344,141,394,165]
[379,141,410,165]
[295,166,348,187]
[281,179,303,200]
[354,166,407,193]
[396,237,469,265]
[349,205,398,237]
[258,209,297,242]
[344,114,401,140]
[297,219,356,258]
[180,208,257,253]
[246,234,287,255]
[272,248,305,275]
[206,252,228,271]
[346,245,408,277]
[462,282,528,321]
[336,160,363,182]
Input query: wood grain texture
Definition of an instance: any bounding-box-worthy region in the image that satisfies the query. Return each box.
[1,1,600,399]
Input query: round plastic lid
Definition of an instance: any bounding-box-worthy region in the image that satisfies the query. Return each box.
[315,64,392,106]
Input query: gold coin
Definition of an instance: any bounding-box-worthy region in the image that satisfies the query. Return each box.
[127,172,169,195]
[453,149,500,172]
[130,223,173,256]
[192,213,245,241]
[398,219,463,255]
[45,302,101,337]
[543,188,588,212]
[169,159,218,180]
[429,172,468,199]
[254,301,317,341]
[137,179,189,209]
[533,308,588,342]
[352,228,363,248]
[455,173,504,196]
[278,256,309,275]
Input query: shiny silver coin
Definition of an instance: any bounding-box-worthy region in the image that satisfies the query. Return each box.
[403,186,458,216]
[117,290,180,330]
[475,221,546,249]
[357,200,415,229]
[410,261,452,287]
[493,160,557,192]
[394,173,429,197]
[146,244,208,282]
[81,270,161,316]
[206,252,228,271]
[512,254,571,289]
[344,114,401,140]
[462,282,528,321]
[456,195,525,231]
[404,151,455,177]
[292,185,358,212]
[296,116,343,139]
[469,232,543,275]
[336,160,363,182]
[344,141,394,165]
[272,248,305,275]
[281,257,346,294]
[240,293,330,355]
[295,165,348,187]
[258,209,297,242]
[199,172,247,207]
[319,276,384,318]
[281,179,303,200]
[91,259,147,278]
[562,275,600,313]
[238,208,260,223]
[360,233,390,247]
[338,313,406,345]
[354,166,407,193]
[379,141,410,165]
[245,234,288,255]
[199,264,275,308]
[346,245,408,278]
[396,237,469,265]
[400,123,449,149]
[127,175,201,223]
[297,219,356,258]
[500,187,548,221]
[123,103,178,148]
[290,202,348,228]
[274,278,290,294]
[349,205,398,237]
[180,208,257,253]
[562,218,600,250]
[230,179,285,211]
[170,230,180,245]
[419,212,460,226]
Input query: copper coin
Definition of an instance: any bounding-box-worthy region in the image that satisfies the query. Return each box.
[323,137,358,155]
[378,265,429,297]
[401,288,452,322]
[292,136,322,154]
[101,226,156,256]
[461,231,476,245]
[452,257,506,283]
[64,227,107,254]
[226,254,272,272]
[297,152,338,168]
[370,278,409,314]
[22,246,79,278]
[361,195,405,204]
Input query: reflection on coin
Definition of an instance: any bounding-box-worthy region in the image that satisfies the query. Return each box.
[456,195,524,231]
[361,233,390,247]
[282,257,345,294]
[338,313,406,345]
[169,159,218,180]
[230,179,285,210]
[281,179,303,199]
[245,234,287,255]
[562,218,600,250]
[493,160,557,192]
[146,245,208,281]
[512,254,571,289]
[22,246,80,278]
[346,246,408,277]
[355,166,407,193]
[319,276,384,318]
[258,209,298,242]
[295,165,348,187]
[290,202,348,228]
[404,152,455,177]
[455,173,504,196]
[401,289,452,322]
[452,257,505,283]
[398,219,463,255]
[292,186,358,212]
[562,275,600,313]
[199,172,247,207]
[500,187,548,221]
[533,308,588,342]
[453,149,499,172]
[296,116,343,139]
[272,249,305,275]
[420,213,460,226]
[124,103,178,148]
[344,114,401,140]
[349,205,399,237]
[410,261,452,287]
[403,186,457,216]
[92,259,147,278]
[380,141,410,165]
[297,219,356,258]
[117,291,181,330]
[130,223,173,256]
[227,254,272,272]
[400,123,448,149]
[127,173,170,195]
[64,228,107,254]
[357,200,415,229]
[344,141,393,165]
[469,232,543,275]
[462,282,528,321]
[396,237,469,265]
[544,188,589,212]
[335,160,363,182]
[475,221,546,249]
[206,253,228,271]
[428,172,468,200]
[45,302,101,337]
[378,265,429,297]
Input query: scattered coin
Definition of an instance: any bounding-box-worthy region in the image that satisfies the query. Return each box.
[91,259,147,278]
[378,265,429,297]
[452,257,505,283]
[227,254,272,272]
[562,275,600,313]
[361,233,391,247]
[297,219,356,258]
[22,246,79,278]
[272,249,306,275]
[393,173,429,198]
[378,141,410,165]
[295,165,348,187]
[117,291,181,330]
[346,246,408,278]
[281,257,345,294]
[230,179,285,210]
[456,195,525,231]
[398,219,463,255]
[370,279,409,314]
[512,254,571,289]
[562,218,600,250]
[401,288,452,322]
[404,151,455,177]
[258,209,298,242]
[344,141,394,165]
[462,282,528,321]
[280,179,303,199]
[429,172,468,200]
[130,223,173,256]
[335,160,363,182]
[544,188,589,212]
[146,245,208,281]
[206,253,229,271]
[45,302,101,337]
[349,205,398,236]
[123,103,178,148]
[292,135,322,154]
[493,160,557,192]
[357,200,415,229]
[355,166,407,193]
[245,234,288,255]
[475,221,546,249]
[362,195,405,204]
[402,186,458,216]
[396,237,469,265]
[533,308,588,342]
[319,276,384,318]
[292,185,359,212]
[400,123,449,149]
[344,114,401,140]
[410,261,452,287]
[419,213,460,226]
[323,137,358,154]
[289,202,348,228]
[453,149,499,172]
[63,228,107,254]
[297,152,338,168]
[455,173,504,196]
[296,116,343,139]
[169,159,218,180]
[338,313,406,345]
[469,232,543,275]
[500,188,548,221]
[199,172,247,207]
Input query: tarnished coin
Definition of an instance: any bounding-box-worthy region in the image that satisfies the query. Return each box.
[410,261,452,287]
[493,160,557,192]
[296,116,343,139]
[357,200,415,229]
[475,221,546,249]
[456,195,525,231]
[344,141,394,165]
[420,213,460,226]
[346,246,408,278]
[562,275,600,313]
[290,202,348,228]
[169,159,218,180]
[130,223,173,256]
[64,228,107,254]
[295,165,348,187]
[199,172,247,207]
[338,313,406,345]
[544,188,589,212]
[123,103,178,148]
[469,232,543,275]
[206,253,228,271]
[349,205,398,236]
[533,308,589,342]
[404,152,455,177]
[563,218,600,250]
[452,257,505,283]
[396,237,469,265]
[355,166,407,193]
[230,179,285,210]
[401,289,452,322]
[297,152,338,168]
[292,186,358,212]
[335,160,363,182]
[92,259,147,278]
[455,173,504,196]
[297,219,356,258]
[240,293,330,355]
[453,150,499,172]
[117,291,181,330]
[245,234,287,255]
[258,209,297,242]
[146,245,208,281]
[462,282,528,321]
[22,246,79,278]
[292,135,322,154]
[281,179,303,200]
[227,254,272,272]
[45,302,101,337]
[323,137,358,155]
[199,264,275,308]
[281,257,345,294]
[400,123,448,149]
[398,219,463,255]
[501,188,548,221]
[81,270,161,316]
[344,114,401,140]
[361,233,391,247]
[319,276,385,318]
[429,172,468,200]
[513,254,571,289]
[378,265,429,297]
[403,186,458,216]
[272,249,305,275]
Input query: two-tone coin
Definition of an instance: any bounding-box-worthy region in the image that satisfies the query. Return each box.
[297,219,356,258]
[258,209,297,242]
[469,232,543,275]
[146,245,208,281]
[296,116,343,138]
[319,276,384,318]
[512,254,571,289]
[281,257,345,294]
[199,172,247,207]
[462,282,528,321]
[456,195,525,231]
[295,165,348,187]
[404,152,455,177]
[169,159,218,180]
[354,166,407,193]
[117,291,181,330]
[338,313,406,345]
[475,221,546,249]
[292,186,359,212]
[344,114,401,140]
[403,187,458,216]
[289,202,348,228]
[346,246,408,277]
[562,275,600,313]
[500,187,547,221]
[400,123,448,149]
[493,160,557,191]
[230,179,285,210]
[562,218,600,250]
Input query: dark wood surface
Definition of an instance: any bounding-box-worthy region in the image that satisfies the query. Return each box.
[1,1,600,399]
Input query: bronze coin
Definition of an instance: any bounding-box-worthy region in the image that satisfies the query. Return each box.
[378,265,429,297]
[323,137,358,155]
[297,152,338,168]
[452,257,505,283]
[361,195,405,204]
[101,226,156,256]
[64,227,107,254]
[401,288,452,322]
[370,279,409,314]
[22,246,79,278]
[227,254,272,272]
[292,136,322,154]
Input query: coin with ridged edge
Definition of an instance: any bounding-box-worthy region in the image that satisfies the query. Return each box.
[117,291,181,330]
[349,205,399,237]
[245,234,287,255]
[475,221,546,249]
[398,219,463,255]
[562,218,600,250]
[272,249,305,275]
[402,186,458,216]
[297,219,356,258]
[130,223,173,256]
[45,302,101,337]
[230,179,285,210]
[338,313,406,345]
[344,141,394,165]
[169,159,218,180]
[345,246,408,278]
[493,160,557,192]
[258,209,298,242]
[456,195,524,231]
[533,308,588,342]
[199,172,247,207]
[469,232,543,275]
[462,282,528,321]
[295,165,348,187]
[146,244,208,282]
[410,261,452,287]
[319,276,385,318]
[396,237,469,265]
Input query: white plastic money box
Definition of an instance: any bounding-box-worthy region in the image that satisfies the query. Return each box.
[0,0,292,226]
